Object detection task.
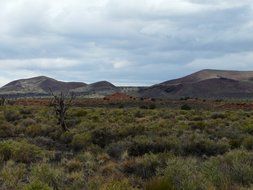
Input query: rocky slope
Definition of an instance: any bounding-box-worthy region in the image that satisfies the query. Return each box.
[140,70,253,99]
[0,76,87,95]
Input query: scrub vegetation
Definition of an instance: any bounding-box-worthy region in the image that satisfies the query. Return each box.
[0,102,253,189]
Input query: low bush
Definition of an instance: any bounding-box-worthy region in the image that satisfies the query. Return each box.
[128,136,177,156]
[30,163,65,190]
[181,104,191,110]
[242,136,253,150]
[4,109,21,122]
[203,150,253,188]
[211,112,226,119]
[160,157,211,190]
[106,141,130,160]
[145,177,172,190]
[63,159,83,173]
[71,132,92,150]
[91,127,114,148]
[100,179,135,190]
[122,154,167,179]
[0,160,26,190]
[181,136,230,156]
[0,122,16,137]
[23,180,53,190]
[0,140,44,163]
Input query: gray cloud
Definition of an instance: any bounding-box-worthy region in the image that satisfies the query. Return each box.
[0,0,252,86]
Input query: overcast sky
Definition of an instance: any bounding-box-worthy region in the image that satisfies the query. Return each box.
[0,0,253,86]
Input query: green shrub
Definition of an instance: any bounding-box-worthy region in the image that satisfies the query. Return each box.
[101,179,134,190]
[4,109,21,122]
[211,112,226,119]
[242,123,253,134]
[30,163,65,190]
[0,122,15,137]
[74,109,88,117]
[145,177,173,190]
[140,105,149,109]
[76,151,98,177]
[60,131,74,144]
[63,159,83,173]
[33,136,55,150]
[128,136,177,156]
[160,157,211,190]
[23,180,53,190]
[202,150,253,188]
[181,136,230,156]
[71,132,92,150]
[25,125,43,137]
[91,127,114,148]
[0,160,26,190]
[122,154,167,179]
[149,104,156,109]
[242,136,253,150]
[181,104,191,111]
[65,171,86,190]
[0,140,44,163]
[21,118,37,127]
[106,141,129,160]
[19,107,33,115]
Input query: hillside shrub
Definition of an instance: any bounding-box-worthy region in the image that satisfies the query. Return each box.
[30,163,65,190]
[122,154,167,179]
[106,141,130,160]
[211,112,226,119]
[0,160,26,190]
[71,132,92,150]
[0,122,16,137]
[63,159,83,173]
[91,127,114,148]
[23,180,53,190]
[100,179,134,190]
[0,140,44,163]
[160,157,211,190]
[128,136,176,156]
[181,136,230,156]
[25,125,44,137]
[4,109,21,122]
[21,118,37,127]
[145,177,172,190]
[203,150,253,188]
[242,136,253,150]
[181,104,191,111]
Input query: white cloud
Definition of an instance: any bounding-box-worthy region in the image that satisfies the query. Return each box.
[111,60,132,69]
[0,58,80,70]
[186,51,253,70]
[0,0,252,85]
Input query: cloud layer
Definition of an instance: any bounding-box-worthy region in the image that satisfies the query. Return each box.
[0,0,253,86]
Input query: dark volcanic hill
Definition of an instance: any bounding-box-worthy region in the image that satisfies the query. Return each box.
[72,81,119,97]
[2,69,253,99]
[0,76,87,95]
[140,69,253,99]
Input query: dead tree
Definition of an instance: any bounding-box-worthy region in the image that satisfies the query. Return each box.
[50,90,75,132]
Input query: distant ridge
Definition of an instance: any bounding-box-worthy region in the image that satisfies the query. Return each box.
[0,76,132,98]
[140,69,253,99]
[72,81,119,97]
[0,76,87,95]
[160,69,253,85]
[2,69,253,99]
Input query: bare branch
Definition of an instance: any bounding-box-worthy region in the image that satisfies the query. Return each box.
[49,89,75,132]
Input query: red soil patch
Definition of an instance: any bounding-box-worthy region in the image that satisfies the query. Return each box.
[104,92,135,101]
[217,102,253,110]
